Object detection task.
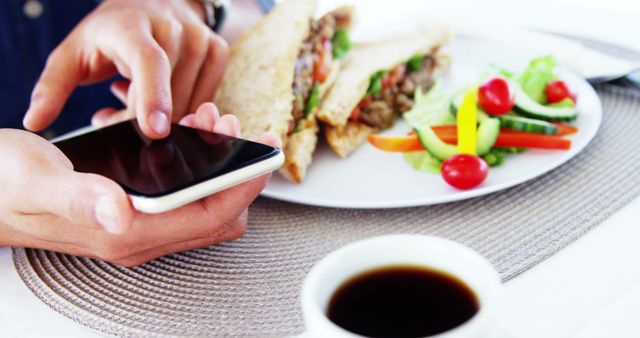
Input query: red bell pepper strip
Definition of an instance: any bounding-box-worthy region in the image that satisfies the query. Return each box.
[494,133,571,149]
[551,122,579,135]
[414,124,578,136]
[368,130,571,152]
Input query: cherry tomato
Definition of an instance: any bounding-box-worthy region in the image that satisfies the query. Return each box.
[546,80,576,104]
[478,77,515,115]
[441,154,489,189]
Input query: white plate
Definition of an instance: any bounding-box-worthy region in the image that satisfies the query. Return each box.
[262,36,602,208]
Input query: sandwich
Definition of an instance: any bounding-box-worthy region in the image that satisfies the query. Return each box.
[317,27,452,158]
[214,0,353,183]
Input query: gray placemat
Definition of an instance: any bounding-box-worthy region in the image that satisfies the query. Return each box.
[12,85,640,337]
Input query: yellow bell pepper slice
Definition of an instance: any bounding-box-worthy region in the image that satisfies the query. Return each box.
[457,86,479,155]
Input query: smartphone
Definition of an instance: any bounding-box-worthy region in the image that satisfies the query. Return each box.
[53,119,284,214]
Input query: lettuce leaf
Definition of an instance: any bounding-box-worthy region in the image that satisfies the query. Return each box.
[403,81,455,127]
[332,28,351,60]
[548,97,575,108]
[516,55,558,104]
[403,151,442,173]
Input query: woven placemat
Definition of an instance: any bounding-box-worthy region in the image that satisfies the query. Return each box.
[13,85,640,337]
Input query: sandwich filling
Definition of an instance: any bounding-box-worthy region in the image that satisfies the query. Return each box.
[289,8,352,134]
[349,54,437,129]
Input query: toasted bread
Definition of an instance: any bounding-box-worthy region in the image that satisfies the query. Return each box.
[323,121,378,158]
[279,117,319,183]
[214,0,318,142]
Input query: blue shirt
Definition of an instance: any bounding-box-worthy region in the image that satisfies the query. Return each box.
[0,0,275,137]
[1,0,122,137]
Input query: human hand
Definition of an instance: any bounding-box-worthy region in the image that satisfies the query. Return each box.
[2,103,280,266]
[23,0,228,139]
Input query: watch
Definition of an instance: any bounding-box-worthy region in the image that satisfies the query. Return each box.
[194,0,229,32]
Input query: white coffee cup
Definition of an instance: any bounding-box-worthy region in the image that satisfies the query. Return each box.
[300,234,502,338]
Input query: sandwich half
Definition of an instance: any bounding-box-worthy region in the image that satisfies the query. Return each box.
[214,0,353,183]
[317,27,452,158]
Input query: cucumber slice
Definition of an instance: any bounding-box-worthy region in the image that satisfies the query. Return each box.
[414,125,458,161]
[414,117,500,161]
[476,118,500,156]
[498,115,558,134]
[513,84,578,121]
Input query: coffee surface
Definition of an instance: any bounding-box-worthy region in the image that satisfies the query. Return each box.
[327,265,479,337]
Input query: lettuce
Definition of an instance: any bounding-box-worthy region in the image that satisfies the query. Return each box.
[516,55,558,104]
[403,151,442,173]
[403,81,455,127]
[332,28,351,60]
[367,70,386,96]
[406,55,425,71]
[548,97,575,108]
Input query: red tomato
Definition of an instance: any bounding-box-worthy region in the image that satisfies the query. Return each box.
[441,154,489,189]
[349,106,361,122]
[478,77,515,115]
[382,65,406,89]
[313,39,333,84]
[359,96,372,109]
[546,80,576,103]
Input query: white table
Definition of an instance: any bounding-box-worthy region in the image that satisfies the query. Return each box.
[1,0,639,336]
[2,197,640,337]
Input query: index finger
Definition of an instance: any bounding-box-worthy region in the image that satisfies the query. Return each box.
[102,19,173,139]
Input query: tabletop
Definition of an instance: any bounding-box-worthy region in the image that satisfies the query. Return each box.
[1,0,640,337]
[2,197,640,338]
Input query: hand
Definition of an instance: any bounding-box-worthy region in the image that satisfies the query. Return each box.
[1,103,281,266]
[23,0,228,139]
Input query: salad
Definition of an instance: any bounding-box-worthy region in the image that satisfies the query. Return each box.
[367,56,579,190]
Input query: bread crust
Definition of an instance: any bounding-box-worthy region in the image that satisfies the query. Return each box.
[279,118,319,183]
[214,0,318,142]
[324,121,378,158]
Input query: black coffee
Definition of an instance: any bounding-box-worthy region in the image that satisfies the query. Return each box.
[327,265,479,338]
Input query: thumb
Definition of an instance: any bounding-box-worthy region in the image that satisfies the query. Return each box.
[44,170,134,235]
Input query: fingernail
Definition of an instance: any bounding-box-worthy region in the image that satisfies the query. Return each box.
[216,120,234,136]
[149,111,169,135]
[234,120,241,137]
[95,195,121,234]
[22,114,31,128]
[29,93,42,106]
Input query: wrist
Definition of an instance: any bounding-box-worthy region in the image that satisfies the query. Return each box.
[0,220,18,247]
[190,0,228,32]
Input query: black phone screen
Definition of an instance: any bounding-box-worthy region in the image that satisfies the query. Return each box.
[53,119,280,197]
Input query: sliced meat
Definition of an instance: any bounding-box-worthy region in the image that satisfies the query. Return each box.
[359,100,396,129]
[358,55,438,129]
[396,93,414,113]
